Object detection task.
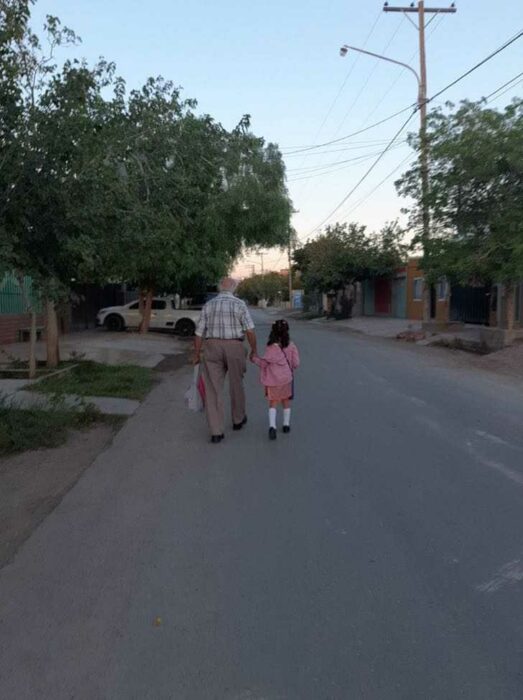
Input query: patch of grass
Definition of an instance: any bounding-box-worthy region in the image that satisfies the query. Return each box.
[33,361,154,400]
[0,402,103,456]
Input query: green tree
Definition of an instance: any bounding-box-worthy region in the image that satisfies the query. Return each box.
[1,2,292,352]
[294,221,406,294]
[396,99,523,329]
[237,272,288,306]
[97,86,291,331]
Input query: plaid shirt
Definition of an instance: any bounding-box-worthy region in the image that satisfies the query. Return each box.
[196,292,255,339]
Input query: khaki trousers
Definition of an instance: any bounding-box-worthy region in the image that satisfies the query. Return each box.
[202,339,247,436]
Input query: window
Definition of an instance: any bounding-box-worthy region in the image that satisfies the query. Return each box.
[151,299,167,311]
[128,302,139,310]
[437,279,448,301]
[413,278,424,301]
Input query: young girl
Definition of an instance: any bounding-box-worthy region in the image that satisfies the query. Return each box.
[252,319,300,440]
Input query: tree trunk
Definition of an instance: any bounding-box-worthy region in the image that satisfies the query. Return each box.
[29,311,37,379]
[139,289,154,334]
[46,299,60,369]
[17,276,38,379]
[505,282,515,333]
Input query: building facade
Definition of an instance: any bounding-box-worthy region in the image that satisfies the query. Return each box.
[0,275,45,345]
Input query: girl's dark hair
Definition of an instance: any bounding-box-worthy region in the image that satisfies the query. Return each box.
[268,319,290,348]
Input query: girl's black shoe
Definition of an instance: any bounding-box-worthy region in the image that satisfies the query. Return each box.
[283,425,291,434]
[269,427,277,441]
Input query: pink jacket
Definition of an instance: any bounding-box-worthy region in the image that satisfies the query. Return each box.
[253,342,300,387]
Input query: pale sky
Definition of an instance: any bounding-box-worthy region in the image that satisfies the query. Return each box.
[31,0,523,277]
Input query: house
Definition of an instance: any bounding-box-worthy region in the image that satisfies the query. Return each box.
[0,275,45,345]
[406,259,449,324]
[360,259,450,321]
[404,260,523,347]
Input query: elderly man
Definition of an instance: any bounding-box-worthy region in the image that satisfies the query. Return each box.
[194,278,257,444]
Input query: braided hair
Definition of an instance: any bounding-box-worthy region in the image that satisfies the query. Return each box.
[268,319,290,348]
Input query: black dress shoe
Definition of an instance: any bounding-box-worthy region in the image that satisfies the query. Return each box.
[283,425,291,434]
[233,416,248,431]
[269,427,277,441]
[211,434,224,444]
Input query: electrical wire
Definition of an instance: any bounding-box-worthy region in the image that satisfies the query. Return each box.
[283,139,395,159]
[359,13,445,127]
[308,108,418,235]
[485,71,523,101]
[287,143,407,181]
[427,29,523,106]
[282,25,522,157]
[487,79,523,105]
[333,14,405,138]
[337,152,413,222]
[292,10,385,203]
[282,104,416,155]
[303,28,523,237]
[305,10,383,149]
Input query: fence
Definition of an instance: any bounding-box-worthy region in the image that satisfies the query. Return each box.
[0,275,41,315]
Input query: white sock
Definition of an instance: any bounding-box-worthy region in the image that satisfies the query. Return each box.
[269,408,277,429]
[283,408,291,427]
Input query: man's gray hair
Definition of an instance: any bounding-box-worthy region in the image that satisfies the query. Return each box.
[218,277,239,293]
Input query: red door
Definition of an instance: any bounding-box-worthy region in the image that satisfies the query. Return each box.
[375,278,391,314]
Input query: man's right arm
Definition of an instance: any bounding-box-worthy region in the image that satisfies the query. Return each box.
[193,307,206,365]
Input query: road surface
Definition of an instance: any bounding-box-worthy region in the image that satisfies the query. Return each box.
[2,310,523,699]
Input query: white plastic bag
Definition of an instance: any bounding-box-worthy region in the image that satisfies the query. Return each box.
[185,366,204,412]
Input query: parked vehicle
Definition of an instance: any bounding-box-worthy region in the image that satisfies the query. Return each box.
[96,298,200,336]
[184,291,219,309]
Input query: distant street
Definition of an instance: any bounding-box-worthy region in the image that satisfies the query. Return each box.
[2,309,523,699]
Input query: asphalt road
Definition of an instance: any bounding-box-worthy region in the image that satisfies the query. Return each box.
[2,310,523,699]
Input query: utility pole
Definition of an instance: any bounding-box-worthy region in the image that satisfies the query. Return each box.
[259,252,265,274]
[288,234,293,309]
[383,1,456,321]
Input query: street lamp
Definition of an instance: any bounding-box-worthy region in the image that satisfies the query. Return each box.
[339,45,421,93]
[340,43,431,320]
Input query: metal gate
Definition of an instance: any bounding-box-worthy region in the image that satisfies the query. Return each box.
[392,277,407,318]
[450,285,490,325]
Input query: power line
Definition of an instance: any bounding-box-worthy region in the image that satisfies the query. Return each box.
[287,143,408,182]
[306,11,383,148]
[287,140,405,173]
[333,14,405,138]
[485,71,523,101]
[282,103,416,155]
[284,138,395,159]
[359,13,445,127]
[427,29,523,105]
[308,108,418,234]
[283,27,522,160]
[304,29,523,237]
[293,10,385,203]
[487,79,523,105]
[337,152,413,222]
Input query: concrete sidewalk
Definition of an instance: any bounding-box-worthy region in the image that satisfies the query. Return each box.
[310,315,422,338]
[1,330,188,369]
[2,389,140,416]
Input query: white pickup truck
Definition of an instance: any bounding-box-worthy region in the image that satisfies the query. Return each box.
[96,298,201,336]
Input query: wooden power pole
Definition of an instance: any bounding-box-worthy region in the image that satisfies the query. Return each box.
[383,1,456,321]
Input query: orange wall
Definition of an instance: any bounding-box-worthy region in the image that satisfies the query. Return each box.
[406,259,424,321]
[406,259,449,323]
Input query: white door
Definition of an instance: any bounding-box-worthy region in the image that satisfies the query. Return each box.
[149,299,170,329]
[124,301,141,328]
